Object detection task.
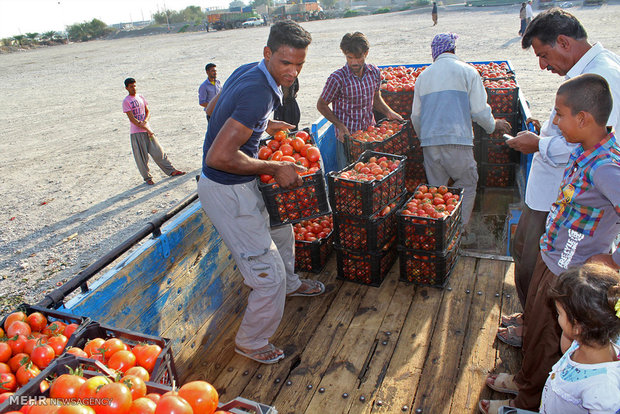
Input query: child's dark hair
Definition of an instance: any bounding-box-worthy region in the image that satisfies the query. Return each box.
[557,73,612,127]
[266,20,312,53]
[549,263,620,347]
[124,77,136,87]
[340,32,370,56]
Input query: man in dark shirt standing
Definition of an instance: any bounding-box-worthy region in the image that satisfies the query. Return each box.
[197,21,325,365]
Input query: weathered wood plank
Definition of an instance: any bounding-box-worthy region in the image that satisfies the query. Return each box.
[351,277,417,414]
[450,258,509,413]
[304,266,401,413]
[368,265,449,413]
[411,256,479,413]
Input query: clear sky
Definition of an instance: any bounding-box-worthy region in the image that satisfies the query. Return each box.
[0,0,233,39]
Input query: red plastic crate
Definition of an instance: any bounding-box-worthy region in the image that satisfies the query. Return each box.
[335,238,398,287]
[399,232,461,288]
[333,193,405,251]
[344,120,413,163]
[397,186,463,251]
[328,151,406,217]
[295,231,334,273]
[259,171,330,227]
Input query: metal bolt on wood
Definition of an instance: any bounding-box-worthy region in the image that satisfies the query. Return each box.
[466,289,471,294]
[307,384,313,390]
[243,371,249,376]
[386,331,391,336]
[506,294,511,298]
[286,380,292,386]
[402,405,409,411]
[447,287,452,291]
[319,387,325,393]
[495,293,500,297]
[477,291,482,295]
[257,374,263,379]
[227,367,234,372]
[415,408,423,413]
[377,400,383,406]
[342,393,349,399]
[359,396,366,402]
[275,378,281,383]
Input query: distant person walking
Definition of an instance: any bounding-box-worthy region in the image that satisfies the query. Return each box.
[519,3,527,36]
[122,78,185,185]
[525,0,534,25]
[198,63,222,121]
[432,2,438,26]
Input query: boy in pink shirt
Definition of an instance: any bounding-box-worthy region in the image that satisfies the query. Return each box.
[123,78,184,185]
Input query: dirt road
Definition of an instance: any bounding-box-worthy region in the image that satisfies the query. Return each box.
[1,3,618,311]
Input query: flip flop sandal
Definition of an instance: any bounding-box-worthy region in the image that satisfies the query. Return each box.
[478,399,512,414]
[496,326,523,348]
[486,373,519,395]
[234,343,284,364]
[501,312,523,327]
[288,279,325,297]
[170,170,186,176]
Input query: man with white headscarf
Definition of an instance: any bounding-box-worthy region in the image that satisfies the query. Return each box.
[411,33,511,234]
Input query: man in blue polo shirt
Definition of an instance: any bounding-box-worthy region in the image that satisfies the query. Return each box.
[197,21,325,365]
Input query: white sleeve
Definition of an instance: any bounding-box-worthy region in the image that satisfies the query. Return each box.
[411,82,422,137]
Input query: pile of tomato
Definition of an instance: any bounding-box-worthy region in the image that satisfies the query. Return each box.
[0,311,82,394]
[471,62,513,79]
[337,156,400,183]
[294,216,333,273]
[258,130,321,184]
[401,185,459,219]
[1,368,222,414]
[379,66,426,93]
[349,121,403,144]
[484,78,518,114]
[347,121,410,163]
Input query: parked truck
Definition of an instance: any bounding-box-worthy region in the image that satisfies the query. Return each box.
[271,1,325,22]
[0,60,533,414]
[207,8,259,30]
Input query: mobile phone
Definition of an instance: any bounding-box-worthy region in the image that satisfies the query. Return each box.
[503,133,515,141]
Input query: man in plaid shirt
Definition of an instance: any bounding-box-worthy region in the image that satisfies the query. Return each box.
[317,32,402,169]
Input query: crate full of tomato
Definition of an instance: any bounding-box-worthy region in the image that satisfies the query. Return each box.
[258,129,330,227]
[399,231,461,288]
[471,61,515,80]
[65,321,178,386]
[0,353,224,414]
[397,184,463,252]
[333,195,404,251]
[379,65,427,117]
[404,149,426,193]
[0,304,89,394]
[479,162,516,188]
[328,151,406,218]
[294,215,334,273]
[484,78,519,114]
[344,120,412,163]
[335,237,398,287]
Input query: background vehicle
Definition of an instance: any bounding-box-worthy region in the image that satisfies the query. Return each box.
[242,16,265,27]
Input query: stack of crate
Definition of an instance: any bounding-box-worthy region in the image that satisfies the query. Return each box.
[397,185,464,288]
[327,151,407,286]
[475,75,521,188]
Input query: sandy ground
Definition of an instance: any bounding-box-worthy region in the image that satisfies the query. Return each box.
[1,3,619,312]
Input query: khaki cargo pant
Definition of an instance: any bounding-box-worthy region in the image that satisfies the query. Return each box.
[130,132,176,181]
[422,144,478,225]
[197,175,302,350]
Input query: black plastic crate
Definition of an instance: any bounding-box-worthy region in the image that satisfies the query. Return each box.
[380,89,414,118]
[479,162,516,188]
[485,84,519,114]
[397,186,463,251]
[0,354,116,412]
[0,303,89,343]
[404,150,426,193]
[333,193,405,251]
[66,321,178,386]
[473,112,520,141]
[328,151,406,217]
[259,171,330,227]
[345,120,413,163]
[295,231,334,273]
[335,239,398,287]
[399,233,461,288]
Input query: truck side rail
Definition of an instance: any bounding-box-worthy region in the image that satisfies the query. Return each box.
[38,192,199,310]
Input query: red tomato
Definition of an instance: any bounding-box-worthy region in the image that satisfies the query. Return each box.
[178,381,219,414]
[4,312,26,332]
[30,344,55,369]
[267,139,280,152]
[42,321,65,336]
[16,363,40,386]
[279,143,294,156]
[145,393,161,404]
[8,353,29,372]
[290,137,305,153]
[78,376,110,402]
[120,374,147,400]
[273,130,287,142]
[8,334,27,355]
[257,146,272,160]
[108,350,136,373]
[270,150,283,161]
[49,374,86,400]
[47,334,68,356]
[63,324,79,339]
[26,313,47,332]
[294,130,310,142]
[130,398,157,414]
[92,382,132,414]
[0,342,11,363]
[66,347,88,358]
[56,406,95,414]
[7,321,31,338]
[132,344,161,373]
[305,147,320,163]
[124,366,150,382]
[154,395,193,414]
[0,391,13,403]
[101,338,125,360]
[280,155,296,163]
[0,372,17,393]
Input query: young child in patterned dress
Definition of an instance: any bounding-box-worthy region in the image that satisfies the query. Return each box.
[540,263,620,413]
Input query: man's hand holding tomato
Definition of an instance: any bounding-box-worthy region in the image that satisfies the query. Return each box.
[273,161,306,189]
